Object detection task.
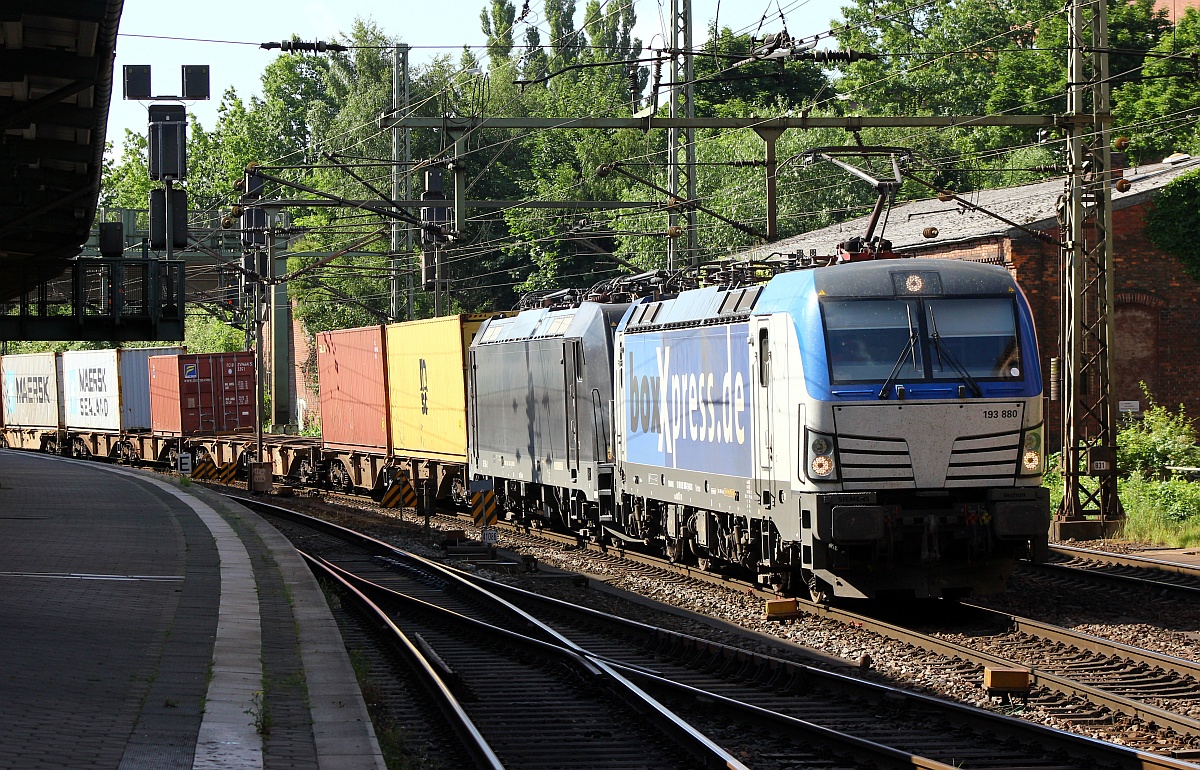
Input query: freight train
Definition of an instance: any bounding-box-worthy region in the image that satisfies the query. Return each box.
[0,256,1050,601]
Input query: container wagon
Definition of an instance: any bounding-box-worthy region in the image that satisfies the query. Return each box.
[60,346,185,460]
[315,313,505,496]
[1,352,65,452]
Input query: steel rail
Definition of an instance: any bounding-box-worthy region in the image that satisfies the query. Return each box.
[243,496,749,770]
[809,601,1200,740]
[1050,545,1200,578]
[459,567,1200,770]
[300,552,504,770]
[233,493,1200,765]
[961,601,1200,682]
[310,551,984,769]
[1027,558,1200,597]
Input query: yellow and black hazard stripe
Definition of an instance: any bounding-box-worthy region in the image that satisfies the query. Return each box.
[191,458,218,480]
[381,473,418,509]
[471,490,498,526]
[218,461,240,484]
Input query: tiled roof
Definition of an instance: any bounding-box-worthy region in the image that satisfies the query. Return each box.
[737,157,1200,261]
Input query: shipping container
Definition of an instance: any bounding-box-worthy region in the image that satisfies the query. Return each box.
[316,326,389,454]
[62,347,185,432]
[149,352,256,436]
[386,314,500,462]
[1,352,64,429]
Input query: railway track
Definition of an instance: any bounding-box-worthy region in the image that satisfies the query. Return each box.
[1027,545,1200,596]
[236,493,1200,770]
[256,499,750,770]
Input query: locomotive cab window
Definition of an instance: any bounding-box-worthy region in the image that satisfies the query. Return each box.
[823,299,923,383]
[821,296,1021,384]
[925,299,1021,380]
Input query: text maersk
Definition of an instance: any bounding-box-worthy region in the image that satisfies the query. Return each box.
[71,367,111,417]
[623,324,752,477]
[8,375,53,404]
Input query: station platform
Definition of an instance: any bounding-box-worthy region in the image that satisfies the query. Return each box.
[0,449,385,770]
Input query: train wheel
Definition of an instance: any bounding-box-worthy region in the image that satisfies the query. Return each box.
[329,462,353,494]
[804,571,832,604]
[166,447,180,470]
[71,438,90,458]
[697,556,715,572]
[295,458,318,487]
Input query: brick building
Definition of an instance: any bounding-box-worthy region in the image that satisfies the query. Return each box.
[740,157,1200,444]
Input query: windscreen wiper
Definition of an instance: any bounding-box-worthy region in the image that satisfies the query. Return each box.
[878,305,919,400]
[928,306,983,398]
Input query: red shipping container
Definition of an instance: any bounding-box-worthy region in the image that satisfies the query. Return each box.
[149,352,256,436]
[317,326,389,453]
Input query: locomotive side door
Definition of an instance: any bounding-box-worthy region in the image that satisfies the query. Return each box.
[753,316,775,506]
[564,338,582,478]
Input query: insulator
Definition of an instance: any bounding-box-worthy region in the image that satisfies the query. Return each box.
[1114,178,1131,193]
[1113,136,1131,152]
[665,225,682,238]
[808,48,878,63]
[922,227,939,238]
[937,191,955,202]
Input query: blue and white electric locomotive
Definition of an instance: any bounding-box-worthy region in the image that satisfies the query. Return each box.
[467,257,1049,601]
[612,258,1048,600]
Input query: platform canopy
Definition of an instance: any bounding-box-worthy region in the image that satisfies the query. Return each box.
[0,0,122,302]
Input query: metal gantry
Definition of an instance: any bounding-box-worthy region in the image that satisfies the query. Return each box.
[391,43,413,321]
[1056,0,1123,537]
[667,0,698,270]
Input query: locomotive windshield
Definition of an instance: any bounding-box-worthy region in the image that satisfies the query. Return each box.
[823,296,1021,385]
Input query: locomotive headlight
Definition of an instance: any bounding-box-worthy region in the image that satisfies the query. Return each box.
[1020,427,1043,475]
[805,429,839,481]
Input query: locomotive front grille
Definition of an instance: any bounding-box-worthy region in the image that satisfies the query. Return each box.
[832,402,1028,489]
[838,435,914,485]
[945,431,1021,485]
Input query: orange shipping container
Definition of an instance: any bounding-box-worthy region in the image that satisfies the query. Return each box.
[317,326,389,454]
[385,314,500,462]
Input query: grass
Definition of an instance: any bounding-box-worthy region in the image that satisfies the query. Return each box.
[1045,462,1200,548]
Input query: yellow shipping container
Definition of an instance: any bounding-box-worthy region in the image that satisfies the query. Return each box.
[385,313,501,462]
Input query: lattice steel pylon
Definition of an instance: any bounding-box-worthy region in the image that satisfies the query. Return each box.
[667,0,697,270]
[1055,0,1123,538]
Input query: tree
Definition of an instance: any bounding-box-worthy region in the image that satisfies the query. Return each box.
[481,0,518,65]
[100,131,153,209]
[1113,8,1200,163]
[693,25,828,116]
[1145,167,1200,279]
[835,0,1046,115]
[988,0,1168,118]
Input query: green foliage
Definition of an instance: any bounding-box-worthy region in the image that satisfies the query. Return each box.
[1114,8,1200,163]
[1120,471,1200,523]
[185,309,246,353]
[101,131,153,209]
[94,0,1198,337]
[1116,386,1200,473]
[835,0,1054,116]
[1146,168,1200,280]
[481,0,517,64]
[693,26,827,117]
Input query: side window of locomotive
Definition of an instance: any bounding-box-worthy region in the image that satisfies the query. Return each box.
[758,328,770,386]
[925,298,1021,380]
[822,299,922,383]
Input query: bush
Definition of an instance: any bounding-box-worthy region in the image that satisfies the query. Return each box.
[1117,472,1200,546]
[1117,386,1200,475]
